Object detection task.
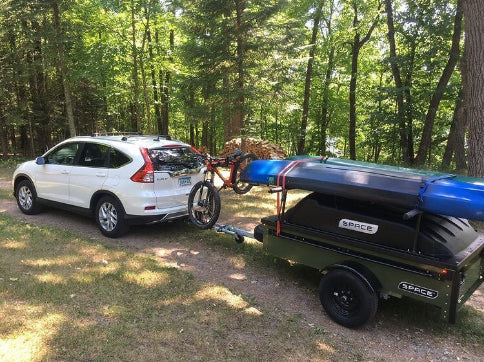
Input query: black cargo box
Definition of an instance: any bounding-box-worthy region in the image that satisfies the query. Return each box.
[267,193,479,262]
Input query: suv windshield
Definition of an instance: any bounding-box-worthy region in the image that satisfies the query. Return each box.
[149,146,202,174]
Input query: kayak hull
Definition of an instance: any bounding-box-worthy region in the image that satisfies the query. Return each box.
[239,158,484,221]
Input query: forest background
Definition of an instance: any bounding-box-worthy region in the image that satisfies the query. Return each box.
[0,0,483,175]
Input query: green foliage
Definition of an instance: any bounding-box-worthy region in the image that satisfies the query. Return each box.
[0,0,466,169]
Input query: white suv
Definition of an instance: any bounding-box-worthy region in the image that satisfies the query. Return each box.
[12,134,204,237]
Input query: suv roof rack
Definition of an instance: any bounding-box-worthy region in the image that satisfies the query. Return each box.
[91,132,172,142]
[91,132,142,137]
[153,135,172,141]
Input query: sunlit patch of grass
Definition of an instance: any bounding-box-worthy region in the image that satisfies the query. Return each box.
[34,272,66,284]
[22,254,84,268]
[0,307,65,362]
[317,341,336,354]
[2,239,28,249]
[228,255,246,269]
[122,269,170,288]
[218,187,310,219]
[195,284,250,309]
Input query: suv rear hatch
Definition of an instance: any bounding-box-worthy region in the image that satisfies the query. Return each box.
[149,145,203,209]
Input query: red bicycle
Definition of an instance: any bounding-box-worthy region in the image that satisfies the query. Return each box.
[188,150,258,229]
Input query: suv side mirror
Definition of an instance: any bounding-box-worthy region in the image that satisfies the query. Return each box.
[35,157,46,165]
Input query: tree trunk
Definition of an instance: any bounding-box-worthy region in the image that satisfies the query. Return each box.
[223,72,231,141]
[442,91,467,171]
[29,19,50,153]
[385,0,411,164]
[415,0,463,165]
[140,56,151,133]
[455,47,469,171]
[319,2,336,156]
[349,39,359,160]
[348,1,380,160]
[275,107,279,145]
[297,3,323,155]
[232,0,246,140]
[0,115,7,159]
[149,28,162,133]
[160,29,173,135]
[130,0,141,132]
[463,0,484,177]
[404,41,416,163]
[188,90,196,146]
[209,104,216,154]
[189,122,195,147]
[52,1,76,137]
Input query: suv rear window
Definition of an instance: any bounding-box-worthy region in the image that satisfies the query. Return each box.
[149,146,202,174]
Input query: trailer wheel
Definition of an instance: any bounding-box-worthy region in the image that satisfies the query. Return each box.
[319,269,378,328]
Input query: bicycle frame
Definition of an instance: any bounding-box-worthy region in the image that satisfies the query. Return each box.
[203,159,238,190]
[188,150,257,229]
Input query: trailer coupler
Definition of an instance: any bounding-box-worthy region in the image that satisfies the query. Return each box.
[214,224,254,244]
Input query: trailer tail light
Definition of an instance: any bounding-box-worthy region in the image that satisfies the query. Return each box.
[131,147,154,183]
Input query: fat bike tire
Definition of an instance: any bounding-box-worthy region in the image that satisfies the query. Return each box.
[188,181,221,229]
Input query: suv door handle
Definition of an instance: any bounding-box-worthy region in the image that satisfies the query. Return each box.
[96,172,107,177]
[61,170,70,174]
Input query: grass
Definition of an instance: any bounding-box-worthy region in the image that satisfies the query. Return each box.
[0,166,483,360]
[0,214,347,361]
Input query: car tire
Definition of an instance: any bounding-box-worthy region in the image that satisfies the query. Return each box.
[319,269,378,328]
[95,195,129,238]
[15,179,42,215]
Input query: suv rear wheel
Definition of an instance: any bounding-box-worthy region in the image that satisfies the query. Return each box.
[95,196,129,238]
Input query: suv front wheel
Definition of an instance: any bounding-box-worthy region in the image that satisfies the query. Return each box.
[95,195,129,238]
[15,179,42,215]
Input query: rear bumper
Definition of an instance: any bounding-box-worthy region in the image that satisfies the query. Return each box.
[124,203,188,225]
[124,210,187,225]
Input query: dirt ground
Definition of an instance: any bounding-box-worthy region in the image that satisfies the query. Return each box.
[1,179,483,361]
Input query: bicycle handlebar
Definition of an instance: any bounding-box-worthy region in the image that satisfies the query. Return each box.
[201,149,243,166]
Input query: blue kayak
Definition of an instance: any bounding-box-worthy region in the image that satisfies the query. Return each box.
[239,157,484,221]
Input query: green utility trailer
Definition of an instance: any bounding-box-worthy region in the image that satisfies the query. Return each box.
[252,192,484,328]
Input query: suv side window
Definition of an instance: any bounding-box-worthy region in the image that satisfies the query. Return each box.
[108,147,131,168]
[78,143,109,168]
[45,142,79,165]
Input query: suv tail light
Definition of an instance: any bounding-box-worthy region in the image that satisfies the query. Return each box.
[130,147,154,183]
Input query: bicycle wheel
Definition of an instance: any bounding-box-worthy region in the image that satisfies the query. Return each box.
[232,153,258,194]
[188,181,221,229]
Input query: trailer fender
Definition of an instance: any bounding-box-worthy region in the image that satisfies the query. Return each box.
[325,262,381,293]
